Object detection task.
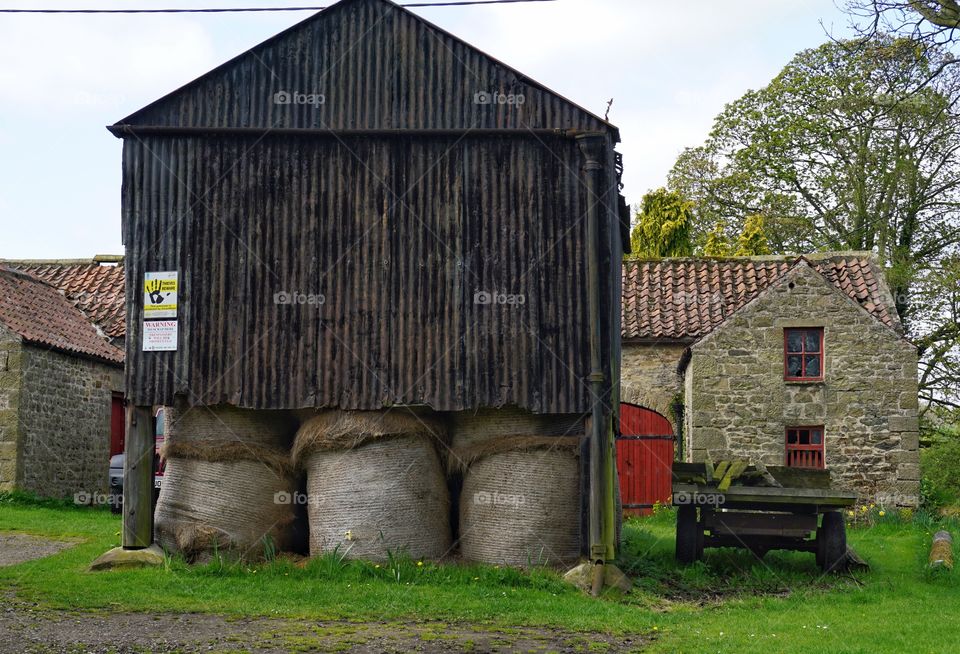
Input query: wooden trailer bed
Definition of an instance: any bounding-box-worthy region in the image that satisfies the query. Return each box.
[671,462,858,572]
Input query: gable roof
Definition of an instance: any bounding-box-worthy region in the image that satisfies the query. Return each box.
[621,253,901,341]
[1,257,126,340]
[0,267,124,364]
[112,0,616,136]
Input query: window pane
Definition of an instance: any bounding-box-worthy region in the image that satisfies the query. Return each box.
[786,330,803,352]
[805,330,821,352]
[812,429,822,445]
[787,355,803,377]
[799,429,810,444]
[804,354,821,378]
[787,430,798,444]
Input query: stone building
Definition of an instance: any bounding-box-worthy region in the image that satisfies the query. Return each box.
[0,261,125,499]
[621,253,920,507]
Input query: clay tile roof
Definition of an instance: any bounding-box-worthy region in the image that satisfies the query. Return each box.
[0,267,124,364]
[621,253,901,341]
[2,257,125,339]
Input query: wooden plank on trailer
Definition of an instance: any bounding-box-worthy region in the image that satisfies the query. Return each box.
[672,483,857,507]
[705,511,818,537]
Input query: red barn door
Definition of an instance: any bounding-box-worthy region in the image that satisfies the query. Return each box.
[110,393,125,456]
[617,404,674,516]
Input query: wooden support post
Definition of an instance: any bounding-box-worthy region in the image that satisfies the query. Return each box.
[122,405,155,549]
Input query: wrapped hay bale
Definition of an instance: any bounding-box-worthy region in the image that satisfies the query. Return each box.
[450,408,585,450]
[454,435,582,567]
[155,404,299,561]
[164,401,296,449]
[293,410,451,562]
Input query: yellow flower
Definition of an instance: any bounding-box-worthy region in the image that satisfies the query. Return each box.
[861,506,868,513]
[879,510,886,517]
[847,511,855,517]
[417,561,424,567]
[374,564,380,569]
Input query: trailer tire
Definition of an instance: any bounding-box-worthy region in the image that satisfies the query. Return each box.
[676,505,700,564]
[818,511,846,573]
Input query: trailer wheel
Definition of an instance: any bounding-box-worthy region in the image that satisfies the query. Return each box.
[676,505,700,564]
[818,511,847,573]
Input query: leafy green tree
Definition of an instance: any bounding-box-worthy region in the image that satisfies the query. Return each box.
[702,221,733,256]
[668,37,960,410]
[734,215,771,256]
[628,188,694,258]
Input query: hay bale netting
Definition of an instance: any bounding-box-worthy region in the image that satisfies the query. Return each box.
[155,403,299,562]
[455,436,583,568]
[293,410,452,561]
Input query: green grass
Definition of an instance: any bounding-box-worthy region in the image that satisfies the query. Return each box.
[1,493,959,653]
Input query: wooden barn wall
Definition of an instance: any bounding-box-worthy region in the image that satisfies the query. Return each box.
[122,0,608,133]
[122,134,619,413]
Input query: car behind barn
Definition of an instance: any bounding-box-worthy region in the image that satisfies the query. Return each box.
[111,0,629,570]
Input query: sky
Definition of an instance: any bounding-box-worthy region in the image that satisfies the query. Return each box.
[0,0,854,259]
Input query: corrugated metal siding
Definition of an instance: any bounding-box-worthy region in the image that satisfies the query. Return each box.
[123,134,604,412]
[120,0,609,133]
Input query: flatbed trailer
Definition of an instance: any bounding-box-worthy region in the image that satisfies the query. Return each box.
[671,462,858,573]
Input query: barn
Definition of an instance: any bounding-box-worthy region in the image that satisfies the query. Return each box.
[109,0,628,573]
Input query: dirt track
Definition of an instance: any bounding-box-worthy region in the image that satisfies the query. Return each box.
[0,534,646,653]
[0,599,646,653]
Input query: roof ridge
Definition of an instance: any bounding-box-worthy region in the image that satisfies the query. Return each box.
[0,255,123,266]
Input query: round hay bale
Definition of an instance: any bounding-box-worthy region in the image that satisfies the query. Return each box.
[165,400,297,450]
[294,410,451,562]
[155,405,299,562]
[449,408,585,451]
[455,435,582,568]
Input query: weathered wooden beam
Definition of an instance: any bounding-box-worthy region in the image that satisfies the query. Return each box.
[930,531,954,570]
[122,405,155,549]
[672,483,857,507]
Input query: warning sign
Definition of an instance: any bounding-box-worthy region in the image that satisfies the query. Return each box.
[144,271,178,318]
[143,320,178,352]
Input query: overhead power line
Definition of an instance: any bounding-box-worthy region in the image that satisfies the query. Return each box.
[0,0,556,13]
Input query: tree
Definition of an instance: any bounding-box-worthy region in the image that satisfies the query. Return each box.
[702,221,733,256]
[734,214,771,256]
[669,37,960,410]
[846,1,960,48]
[628,188,694,258]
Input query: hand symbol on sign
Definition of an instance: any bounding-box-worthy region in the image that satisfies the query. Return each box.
[146,279,165,305]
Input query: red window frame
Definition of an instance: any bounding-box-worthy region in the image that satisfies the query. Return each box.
[784,327,824,381]
[785,426,825,469]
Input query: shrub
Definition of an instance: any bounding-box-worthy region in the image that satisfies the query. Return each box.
[920,439,960,510]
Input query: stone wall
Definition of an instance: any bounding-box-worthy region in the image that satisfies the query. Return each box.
[17,345,123,500]
[620,342,686,428]
[685,262,920,507]
[0,327,22,492]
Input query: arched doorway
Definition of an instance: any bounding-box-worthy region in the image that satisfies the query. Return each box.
[617,403,675,516]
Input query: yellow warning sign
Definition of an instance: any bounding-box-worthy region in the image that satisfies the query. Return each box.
[144,271,178,318]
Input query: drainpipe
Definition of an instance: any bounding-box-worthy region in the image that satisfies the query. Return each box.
[577,133,610,594]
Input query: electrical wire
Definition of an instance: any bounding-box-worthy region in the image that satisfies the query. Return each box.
[0,0,556,13]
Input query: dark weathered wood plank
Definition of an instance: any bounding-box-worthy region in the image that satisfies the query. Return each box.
[122,405,155,549]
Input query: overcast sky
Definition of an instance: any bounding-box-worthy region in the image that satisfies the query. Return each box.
[0,0,853,258]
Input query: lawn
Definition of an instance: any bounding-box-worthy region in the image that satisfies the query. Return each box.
[1,493,958,653]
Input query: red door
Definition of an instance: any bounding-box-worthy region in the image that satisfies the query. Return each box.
[617,404,674,516]
[110,393,125,456]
